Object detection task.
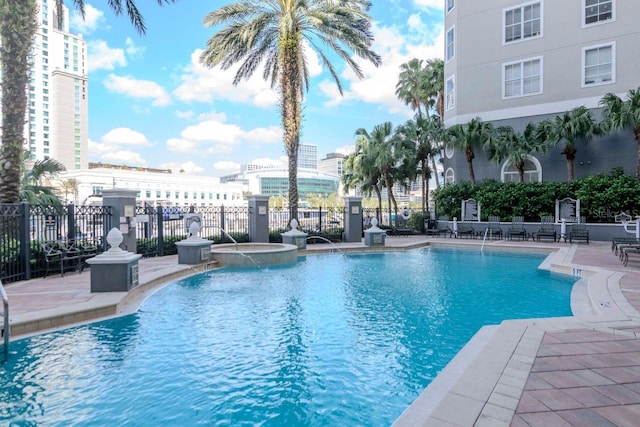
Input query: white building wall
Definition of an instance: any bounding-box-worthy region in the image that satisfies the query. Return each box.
[444,0,639,125]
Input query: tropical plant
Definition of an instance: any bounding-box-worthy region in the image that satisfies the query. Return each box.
[536,106,599,182]
[599,87,640,179]
[355,122,406,223]
[60,178,80,204]
[484,123,547,182]
[446,117,495,185]
[200,0,380,222]
[20,154,66,205]
[0,0,176,204]
[343,129,384,219]
[394,116,441,214]
[395,57,444,189]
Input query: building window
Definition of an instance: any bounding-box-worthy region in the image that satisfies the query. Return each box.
[503,57,542,98]
[445,143,454,159]
[446,27,455,62]
[501,156,542,182]
[446,0,454,13]
[504,2,541,43]
[445,76,455,111]
[582,43,614,86]
[584,0,613,26]
[444,168,455,185]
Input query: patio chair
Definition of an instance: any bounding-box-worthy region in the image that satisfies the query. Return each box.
[41,240,64,277]
[455,221,476,239]
[60,239,82,274]
[533,216,557,242]
[393,216,413,236]
[566,218,589,244]
[425,215,452,237]
[507,216,528,241]
[483,215,503,240]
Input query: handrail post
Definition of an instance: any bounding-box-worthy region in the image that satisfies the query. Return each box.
[1,281,9,360]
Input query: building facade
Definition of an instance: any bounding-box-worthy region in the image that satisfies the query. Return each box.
[22,0,89,171]
[58,164,247,207]
[442,0,639,184]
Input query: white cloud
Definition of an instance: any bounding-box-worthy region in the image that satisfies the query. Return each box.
[319,20,444,115]
[125,37,145,57]
[70,4,105,34]
[250,157,287,168]
[102,150,147,165]
[174,50,279,107]
[413,0,444,9]
[175,110,195,120]
[88,40,126,72]
[244,126,282,143]
[213,161,241,173]
[166,138,197,153]
[104,74,171,106]
[335,145,355,156]
[102,128,152,146]
[159,161,204,174]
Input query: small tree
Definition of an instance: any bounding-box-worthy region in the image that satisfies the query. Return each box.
[599,87,640,179]
[446,117,495,185]
[485,123,547,182]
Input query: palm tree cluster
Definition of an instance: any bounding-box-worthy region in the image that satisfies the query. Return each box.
[344,58,640,216]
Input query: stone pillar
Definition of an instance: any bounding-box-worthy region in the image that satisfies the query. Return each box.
[102,189,138,253]
[343,197,363,243]
[248,195,270,243]
[87,228,142,292]
[281,219,308,249]
[364,218,386,246]
[176,222,213,265]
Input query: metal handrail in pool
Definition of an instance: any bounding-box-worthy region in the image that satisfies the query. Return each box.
[0,280,8,360]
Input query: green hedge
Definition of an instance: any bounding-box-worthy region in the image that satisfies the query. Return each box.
[432,171,640,223]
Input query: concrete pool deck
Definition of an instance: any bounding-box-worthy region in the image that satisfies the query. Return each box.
[4,236,640,426]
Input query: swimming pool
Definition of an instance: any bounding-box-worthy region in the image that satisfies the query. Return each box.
[0,248,576,426]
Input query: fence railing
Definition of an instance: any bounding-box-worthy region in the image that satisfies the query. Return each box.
[0,202,389,283]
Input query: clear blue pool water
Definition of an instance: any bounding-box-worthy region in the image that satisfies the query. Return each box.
[0,248,576,426]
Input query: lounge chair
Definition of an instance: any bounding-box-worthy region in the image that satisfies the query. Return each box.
[533,216,557,242]
[455,221,476,239]
[483,215,503,240]
[507,216,528,241]
[566,218,589,244]
[425,216,452,237]
[392,216,413,236]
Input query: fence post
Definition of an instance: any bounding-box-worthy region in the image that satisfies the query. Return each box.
[67,203,76,240]
[20,202,31,280]
[156,205,164,257]
[220,205,226,235]
[318,206,323,232]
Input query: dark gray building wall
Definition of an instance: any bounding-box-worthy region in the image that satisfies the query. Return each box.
[443,109,637,183]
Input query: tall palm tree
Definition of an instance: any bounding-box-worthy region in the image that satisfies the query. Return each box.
[0,0,37,203]
[446,117,494,185]
[395,58,428,118]
[537,106,599,182]
[394,116,441,214]
[395,58,444,189]
[599,87,640,179]
[200,0,380,222]
[343,132,383,218]
[484,123,546,182]
[0,0,176,204]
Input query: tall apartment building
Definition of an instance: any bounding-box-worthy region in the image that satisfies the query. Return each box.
[27,0,88,170]
[442,0,639,184]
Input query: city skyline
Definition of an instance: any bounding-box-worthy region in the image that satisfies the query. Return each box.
[75,0,445,177]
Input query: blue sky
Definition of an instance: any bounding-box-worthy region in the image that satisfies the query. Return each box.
[71,0,444,176]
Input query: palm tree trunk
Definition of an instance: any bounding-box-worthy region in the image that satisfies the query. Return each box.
[421,161,427,215]
[431,156,440,189]
[467,158,476,185]
[564,144,577,183]
[0,0,38,203]
[280,37,302,223]
[374,184,382,222]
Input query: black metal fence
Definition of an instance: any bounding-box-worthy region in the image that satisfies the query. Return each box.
[0,203,112,283]
[1,202,406,283]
